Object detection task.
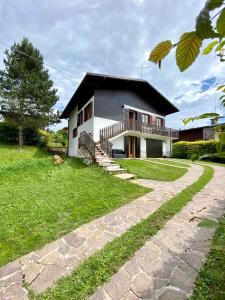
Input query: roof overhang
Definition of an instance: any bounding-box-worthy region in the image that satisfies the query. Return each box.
[60,72,179,119]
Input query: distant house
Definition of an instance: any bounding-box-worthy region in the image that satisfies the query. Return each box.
[60,73,179,159]
[178,125,216,142]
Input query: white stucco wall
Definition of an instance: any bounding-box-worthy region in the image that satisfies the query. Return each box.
[163,140,172,157]
[68,106,78,157]
[93,117,118,142]
[110,135,124,150]
[68,97,94,157]
[140,137,146,158]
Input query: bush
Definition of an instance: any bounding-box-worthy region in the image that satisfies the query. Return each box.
[190,154,199,162]
[38,129,68,148]
[0,122,39,145]
[199,153,225,164]
[172,140,224,159]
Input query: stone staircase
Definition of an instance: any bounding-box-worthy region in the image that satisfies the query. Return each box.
[95,143,135,179]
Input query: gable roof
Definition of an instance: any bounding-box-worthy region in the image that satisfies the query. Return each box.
[60,72,179,118]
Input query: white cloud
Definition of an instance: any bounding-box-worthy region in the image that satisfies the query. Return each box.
[0,0,224,131]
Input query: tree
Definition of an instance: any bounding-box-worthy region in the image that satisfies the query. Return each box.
[0,37,59,147]
[148,0,225,120]
[148,0,225,149]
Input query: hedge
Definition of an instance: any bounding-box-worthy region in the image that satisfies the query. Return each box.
[0,122,39,145]
[172,140,224,159]
[199,153,225,163]
[0,122,68,148]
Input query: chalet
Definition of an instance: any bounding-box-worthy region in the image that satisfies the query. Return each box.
[61,73,179,159]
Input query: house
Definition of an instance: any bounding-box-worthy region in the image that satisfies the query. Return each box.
[177,125,216,142]
[60,73,179,159]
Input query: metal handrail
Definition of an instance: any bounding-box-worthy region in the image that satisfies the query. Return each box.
[79,131,96,160]
[99,133,113,157]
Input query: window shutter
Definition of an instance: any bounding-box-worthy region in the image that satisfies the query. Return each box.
[148,115,152,124]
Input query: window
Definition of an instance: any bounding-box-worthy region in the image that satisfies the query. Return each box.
[77,111,83,126]
[142,114,149,123]
[84,102,93,122]
[72,127,77,138]
[156,117,164,127]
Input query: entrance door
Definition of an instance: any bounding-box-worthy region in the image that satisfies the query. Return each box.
[128,136,136,158]
[146,139,162,158]
[129,110,137,130]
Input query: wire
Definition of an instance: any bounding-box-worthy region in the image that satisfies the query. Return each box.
[0,41,82,82]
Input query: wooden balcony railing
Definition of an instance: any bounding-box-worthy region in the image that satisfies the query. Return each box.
[79,131,96,160]
[100,119,179,140]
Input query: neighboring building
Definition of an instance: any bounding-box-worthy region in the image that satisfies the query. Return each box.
[61,73,179,159]
[178,125,216,142]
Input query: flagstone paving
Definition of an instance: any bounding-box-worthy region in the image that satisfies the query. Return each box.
[90,165,225,300]
[0,163,202,299]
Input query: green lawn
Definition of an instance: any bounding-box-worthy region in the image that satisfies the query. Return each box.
[190,215,225,300]
[147,158,191,168]
[35,165,213,300]
[0,146,149,266]
[117,159,188,181]
[0,144,50,164]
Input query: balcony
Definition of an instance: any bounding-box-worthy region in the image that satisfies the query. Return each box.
[100,119,179,140]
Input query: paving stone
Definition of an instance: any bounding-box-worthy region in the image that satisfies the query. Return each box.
[23,262,42,285]
[157,287,187,300]
[131,272,154,298]
[3,283,29,300]
[30,264,66,294]
[89,288,111,300]
[104,269,131,299]
[0,260,21,279]
[170,266,194,293]
[123,290,139,300]
[63,232,85,249]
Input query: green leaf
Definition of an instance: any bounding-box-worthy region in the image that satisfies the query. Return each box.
[217,8,225,37]
[206,0,224,10]
[216,84,225,90]
[203,41,219,55]
[183,112,220,125]
[176,32,202,72]
[215,40,225,51]
[196,8,217,39]
[149,40,173,64]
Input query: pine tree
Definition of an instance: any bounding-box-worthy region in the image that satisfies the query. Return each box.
[0,37,59,146]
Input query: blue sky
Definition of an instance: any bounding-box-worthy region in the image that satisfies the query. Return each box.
[0,0,224,130]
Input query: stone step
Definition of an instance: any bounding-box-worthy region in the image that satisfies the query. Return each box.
[114,173,135,180]
[98,162,115,167]
[96,157,114,162]
[105,167,127,173]
[104,164,121,169]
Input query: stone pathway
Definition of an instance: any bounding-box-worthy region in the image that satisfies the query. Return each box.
[90,165,225,300]
[0,164,203,299]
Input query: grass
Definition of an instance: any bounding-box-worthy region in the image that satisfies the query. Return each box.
[170,158,225,168]
[117,159,188,181]
[34,165,213,300]
[0,144,50,164]
[146,158,191,168]
[190,216,225,300]
[0,145,149,267]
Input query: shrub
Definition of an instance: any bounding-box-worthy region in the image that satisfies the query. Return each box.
[199,153,225,164]
[190,154,199,162]
[37,129,68,148]
[172,140,224,159]
[0,122,39,145]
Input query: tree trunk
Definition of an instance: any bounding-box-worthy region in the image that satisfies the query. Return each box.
[18,125,24,148]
